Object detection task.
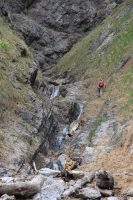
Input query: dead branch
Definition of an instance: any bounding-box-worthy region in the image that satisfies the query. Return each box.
[0,175,45,197]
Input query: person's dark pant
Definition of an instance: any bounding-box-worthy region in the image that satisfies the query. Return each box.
[98,86,103,96]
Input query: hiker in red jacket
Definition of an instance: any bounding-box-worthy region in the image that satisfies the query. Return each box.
[97,80,105,97]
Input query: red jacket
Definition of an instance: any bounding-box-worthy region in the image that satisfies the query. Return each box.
[98,81,104,87]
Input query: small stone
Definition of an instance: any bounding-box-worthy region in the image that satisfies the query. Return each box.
[69,180,76,186]
[107,197,119,200]
[0,177,14,183]
[33,193,41,200]
[0,194,16,200]
[99,188,114,197]
[69,170,85,179]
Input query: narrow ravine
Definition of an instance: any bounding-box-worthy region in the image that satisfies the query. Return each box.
[0,1,133,200]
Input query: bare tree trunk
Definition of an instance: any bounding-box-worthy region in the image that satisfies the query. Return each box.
[0,175,45,197]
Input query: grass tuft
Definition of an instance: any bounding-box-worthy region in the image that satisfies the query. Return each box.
[0,39,12,49]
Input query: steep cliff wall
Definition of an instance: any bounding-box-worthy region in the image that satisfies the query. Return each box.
[0,17,43,171]
[0,0,121,71]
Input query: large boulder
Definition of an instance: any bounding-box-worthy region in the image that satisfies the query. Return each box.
[95,170,114,190]
[33,177,65,200]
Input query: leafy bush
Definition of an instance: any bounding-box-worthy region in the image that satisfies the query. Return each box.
[0,39,11,49]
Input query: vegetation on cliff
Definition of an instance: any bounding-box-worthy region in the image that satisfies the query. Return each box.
[55,0,133,82]
[0,17,42,166]
[55,0,133,117]
[0,17,33,121]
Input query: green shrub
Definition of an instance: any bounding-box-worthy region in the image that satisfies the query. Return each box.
[0,39,11,49]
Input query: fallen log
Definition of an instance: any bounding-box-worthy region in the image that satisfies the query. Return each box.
[61,171,96,198]
[0,175,45,197]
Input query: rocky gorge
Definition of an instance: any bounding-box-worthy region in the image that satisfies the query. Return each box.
[0,0,133,200]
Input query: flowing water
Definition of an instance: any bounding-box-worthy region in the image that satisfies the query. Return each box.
[52,163,59,171]
[77,103,83,120]
[50,86,59,99]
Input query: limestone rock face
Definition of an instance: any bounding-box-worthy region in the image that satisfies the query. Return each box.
[0,0,120,70]
[0,0,33,14]
[0,15,44,170]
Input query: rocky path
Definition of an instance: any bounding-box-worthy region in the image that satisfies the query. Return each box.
[0,167,132,200]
